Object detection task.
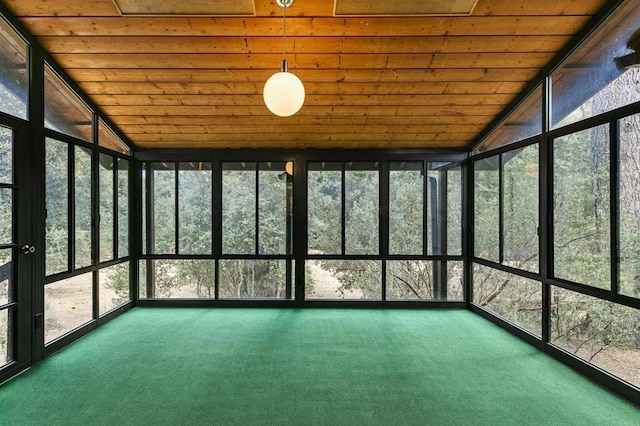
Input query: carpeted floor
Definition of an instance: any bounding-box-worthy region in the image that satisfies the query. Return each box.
[0,308,638,425]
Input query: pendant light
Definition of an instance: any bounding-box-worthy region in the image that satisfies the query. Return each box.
[263,0,305,117]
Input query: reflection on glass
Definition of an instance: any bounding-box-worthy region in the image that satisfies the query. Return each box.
[258,162,288,255]
[502,144,538,272]
[75,146,92,269]
[474,85,542,154]
[474,156,500,262]
[219,259,284,299]
[389,162,423,255]
[0,188,12,244]
[0,19,28,119]
[99,119,130,155]
[45,138,68,276]
[99,263,130,315]
[118,159,129,258]
[0,308,9,365]
[308,162,341,254]
[178,162,212,255]
[473,264,542,337]
[551,2,640,128]
[447,166,463,256]
[45,273,93,343]
[222,163,256,254]
[554,126,610,289]
[305,260,381,300]
[99,154,114,262]
[44,64,92,141]
[0,249,11,305]
[0,126,13,184]
[152,163,175,254]
[551,286,640,388]
[345,162,378,255]
[619,114,640,299]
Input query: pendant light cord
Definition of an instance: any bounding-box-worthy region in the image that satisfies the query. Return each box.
[282,4,287,71]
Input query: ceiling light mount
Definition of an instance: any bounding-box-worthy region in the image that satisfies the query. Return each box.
[263,0,305,117]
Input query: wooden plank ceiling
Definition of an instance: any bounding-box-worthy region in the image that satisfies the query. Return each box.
[1,0,608,150]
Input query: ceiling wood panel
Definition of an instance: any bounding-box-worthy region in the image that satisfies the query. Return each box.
[0,0,610,150]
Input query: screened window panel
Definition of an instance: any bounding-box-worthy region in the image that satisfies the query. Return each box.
[447,166,463,256]
[308,162,341,255]
[502,144,539,273]
[99,154,114,262]
[258,162,289,255]
[222,162,256,254]
[473,264,542,337]
[345,162,379,255]
[0,18,28,119]
[44,64,92,142]
[305,260,381,300]
[219,259,285,299]
[386,260,433,300]
[389,162,423,255]
[151,259,215,299]
[99,263,130,315]
[178,162,212,255]
[0,249,12,305]
[0,308,8,366]
[619,114,640,299]
[474,156,500,262]
[152,163,176,254]
[117,159,129,258]
[74,146,92,269]
[0,126,13,184]
[44,273,93,343]
[45,138,69,276]
[0,188,12,245]
[553,126,610,289]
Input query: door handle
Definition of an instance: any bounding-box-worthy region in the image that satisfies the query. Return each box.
[21,245,36,255]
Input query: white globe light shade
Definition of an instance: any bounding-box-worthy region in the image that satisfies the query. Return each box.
[263,71,305,117]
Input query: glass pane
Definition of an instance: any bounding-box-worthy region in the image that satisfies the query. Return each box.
[152,163,175,254]
[0,249,12,305]
[473,85,542,154]
[118,159,129,258]
[447,166,463,256]
[219,259,284,299]
[305,260,381,300]
[151,259,214,299]
[75,146,92,269]
[447,261,464,301]
[427,163,457,255]
[345,162,378,255]
[551,286,640,388]
[386,260,432,300]
[473,264,542,337]
[222,162,255,254]
[44,65,92,142]
[0,19,28,119]
[45,273,93,343]
[619,114,640,299]
[99,154,114,262]
[389,162,423,255]
[99,263,130,315]
[551,2,640,128]
[308,162,341,255]
[554,126,610,289]
[502,144,539,272]
[45,138,68,276]
[0,188,12,244]
[258,162,289,255]
[99,119,130,155]
[0,126,13,184]
[0,308,9,366]
[138,260,147,299]
[474,156,500,262]
[178,162,212,255]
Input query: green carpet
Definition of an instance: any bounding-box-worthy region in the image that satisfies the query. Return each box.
[0,308,638,425]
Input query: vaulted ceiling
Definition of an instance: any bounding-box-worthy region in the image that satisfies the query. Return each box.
[0,0,609,150]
